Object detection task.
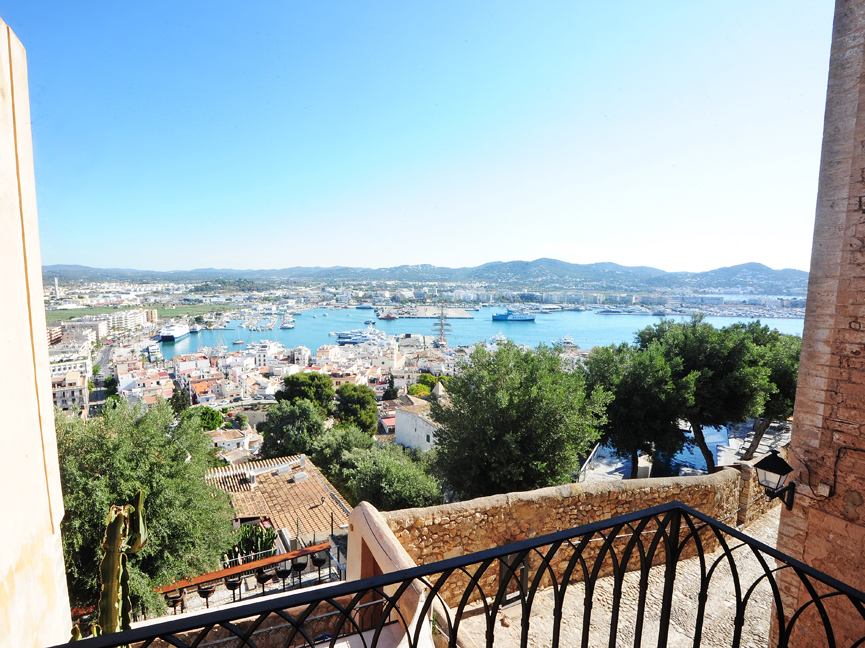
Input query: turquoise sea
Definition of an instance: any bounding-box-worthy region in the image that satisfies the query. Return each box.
[158,305,804,358]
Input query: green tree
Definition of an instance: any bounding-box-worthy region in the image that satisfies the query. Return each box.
[417,374,439,390]
[335,383,379,435]
[169,385,191,416]
[408,384,431,398]
[344,444,442,510]
[259,399,325,458]
[104,376,118,397]
[730,323,802,461]
[56,399,234,617]
[276,372,335,416]
[431,341,611,499]
[637,316,772,471]
[310,424,376,495]
[382,374,399,400]
[92,364,101,377]
[583,342,692,478]
[181,405,223,431]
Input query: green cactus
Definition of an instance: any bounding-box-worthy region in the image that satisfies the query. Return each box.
[71,490,148,641]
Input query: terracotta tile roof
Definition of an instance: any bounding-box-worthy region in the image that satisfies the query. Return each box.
[206,456,351,537]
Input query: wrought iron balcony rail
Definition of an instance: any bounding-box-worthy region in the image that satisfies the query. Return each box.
[54,501,865,648]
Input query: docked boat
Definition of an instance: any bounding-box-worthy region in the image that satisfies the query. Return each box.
[379,313,398,320]
[356,304,374,309]
[492,310,536,322]
[335,325,389,346]
[190,324,203,333]
[552,335,576,347]
[159,324,190,341]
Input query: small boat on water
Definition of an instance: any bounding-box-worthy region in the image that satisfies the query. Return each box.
[364,319,376,325]
[233,340,245,345]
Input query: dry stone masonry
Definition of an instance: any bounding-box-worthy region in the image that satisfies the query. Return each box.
[380,468,770,608]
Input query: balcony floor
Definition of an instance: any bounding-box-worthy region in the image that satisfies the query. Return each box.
[460,506,781,648]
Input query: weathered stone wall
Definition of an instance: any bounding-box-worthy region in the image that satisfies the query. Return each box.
[736,456,783,527]
[381,469,741,607]
[775,2,865,646]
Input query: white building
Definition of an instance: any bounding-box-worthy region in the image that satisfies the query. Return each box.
[394,403,437,452]
[49,357,93,379]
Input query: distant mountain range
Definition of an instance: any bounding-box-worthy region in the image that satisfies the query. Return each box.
[42,260,809,293]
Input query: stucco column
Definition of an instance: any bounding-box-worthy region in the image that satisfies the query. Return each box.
[0,18,72,647]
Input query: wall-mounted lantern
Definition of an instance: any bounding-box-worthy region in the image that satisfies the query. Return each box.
[754,449,796,510]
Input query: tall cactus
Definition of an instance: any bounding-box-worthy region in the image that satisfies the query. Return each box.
[72,490,148,641]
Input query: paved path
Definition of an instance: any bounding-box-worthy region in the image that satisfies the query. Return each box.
[460,506,781,648]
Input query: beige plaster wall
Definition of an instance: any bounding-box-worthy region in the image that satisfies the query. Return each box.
[0,19,72,647]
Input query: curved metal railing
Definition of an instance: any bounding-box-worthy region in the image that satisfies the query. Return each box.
[54,501,865,648]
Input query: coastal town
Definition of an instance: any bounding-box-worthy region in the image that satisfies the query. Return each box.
[43,274,805,424]
[9,1,865,645]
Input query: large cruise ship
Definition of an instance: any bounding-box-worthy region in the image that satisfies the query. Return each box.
[159,324,190,341]
[492,309,536,322]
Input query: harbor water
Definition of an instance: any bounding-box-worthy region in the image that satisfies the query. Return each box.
[159,305,804,358]
[158,306,803,474]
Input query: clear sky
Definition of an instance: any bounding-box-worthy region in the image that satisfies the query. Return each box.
[5,1,833,273]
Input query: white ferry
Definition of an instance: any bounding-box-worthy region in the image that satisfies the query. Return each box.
[159,324,190,341]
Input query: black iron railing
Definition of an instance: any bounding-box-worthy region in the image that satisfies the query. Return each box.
[53,501,865,648]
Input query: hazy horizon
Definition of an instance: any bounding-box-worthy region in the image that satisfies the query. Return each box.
[42,258,808,277]
[5,1,832,273]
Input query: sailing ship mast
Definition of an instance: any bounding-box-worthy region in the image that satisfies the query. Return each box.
[432,305,452,348]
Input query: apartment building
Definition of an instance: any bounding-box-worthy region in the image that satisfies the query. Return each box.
[46,324,62,346]
[62,319,108,341]
[51,371,89,414]
[49,357,93,379]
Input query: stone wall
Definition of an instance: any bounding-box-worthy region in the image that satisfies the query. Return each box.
[380,469,742,607]
[776,1,865,646]
[736,455,783,527]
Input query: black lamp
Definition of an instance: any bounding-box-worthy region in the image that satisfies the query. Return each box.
[754,449,796,510]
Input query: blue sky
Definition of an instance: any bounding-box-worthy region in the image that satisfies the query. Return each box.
[5,1,833,273]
